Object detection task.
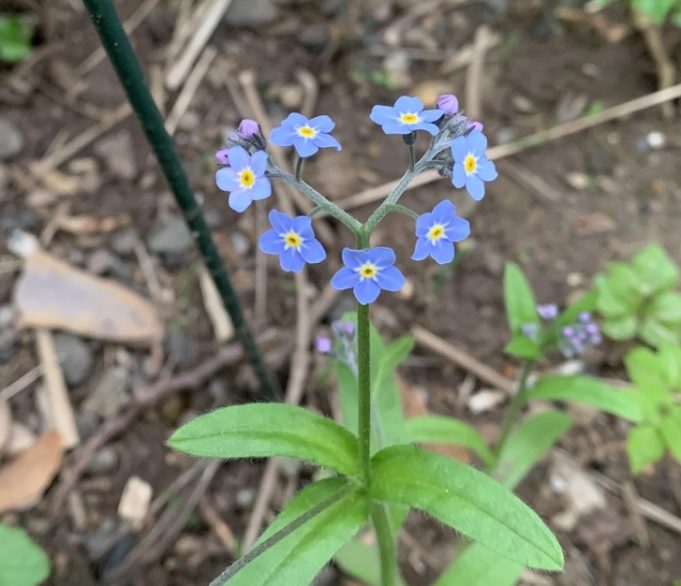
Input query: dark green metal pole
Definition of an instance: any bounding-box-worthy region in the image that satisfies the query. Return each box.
[81,0,281,400]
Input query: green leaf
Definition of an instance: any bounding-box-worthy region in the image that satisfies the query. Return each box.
[660,407,681,464]
[215,478,368,586]
[169,403,359,476]
[493,411,573,490]
[530,375,642,422]
[648,291,681,324]
[594,274,631,318]
[640,316,680,348]
[0,16,34,63]
[601,315,638,340]
[0,523,50,586]
[627,425,664,474]
[434,543,523,586]
[335,361,359,435]
[624,347,669,403]
[607,262,644,305]
[371,445,564,571]
[658,344,681,389]
[632,245,679,295]
[558,290,597,327]
[504,263,539,336]
[334,537,381,586]
[405,415,494,467]
[504,336,542,360]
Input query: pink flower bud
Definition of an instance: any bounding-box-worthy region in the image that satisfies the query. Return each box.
[238,119,259,139]
[215,148,229,165]
[436,94,459,115]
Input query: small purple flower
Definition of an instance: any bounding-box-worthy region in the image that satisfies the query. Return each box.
[331,247,405,305]
[412,200,470,264]
[559,315,602,358]
[238,119,259,139]
[332,320,355,339]
[437,94,459,116]
[270,113,341,158]
[259,210,326,272]
[315,336,332,354]
[537,304,558,320]
[578,311,592,323]
[467,120,484,133]
[521,323,539,340]
[215,148,230,165]
[451,131,497,201]
[216,146,272,212]
[370,96,444,136]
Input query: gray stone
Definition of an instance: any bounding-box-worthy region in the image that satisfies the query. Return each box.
[235,488,255,509]
[148,216,193,255]
[94,130,137,180]
[86,249,119,276]
[53,333,94,386]
[86,447,119,475]
[111,228,138,256]
[0,117,24,161]
[83,366,129,418]
[0,305,15,329]
[0,329,16,364]
[300,23,330,53]
[166,330,195,367]
[224,0,279,27]
[84,517,118,560]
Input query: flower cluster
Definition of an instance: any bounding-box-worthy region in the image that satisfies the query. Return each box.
[214,92,497,305]
[559,312,602,358]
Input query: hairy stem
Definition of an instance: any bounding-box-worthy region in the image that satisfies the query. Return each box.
[494,361,534,458]
[372,503,398,586]
[80,0,281,401]
[357,301,372,487]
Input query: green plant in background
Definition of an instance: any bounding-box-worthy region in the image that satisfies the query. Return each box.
[624,344,681,472]
[593,245,681,346]
[596,0,681,25]
[0,15,34,63]
[0,523,50,585]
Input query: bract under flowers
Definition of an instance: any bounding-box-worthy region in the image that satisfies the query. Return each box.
[331,247,405,305]
[216,146,271,212]
[270,113,342,158]
[370,96,443,136]
[451,131,497,201]
[259,210,326,272]
[412,200,470,264]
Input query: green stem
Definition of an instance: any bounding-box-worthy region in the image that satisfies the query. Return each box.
[357,301,372,487]
[494,361,534,458]
[81,0,281,401]
[295,156,304,180]
[372,504,397,586]
[409,143,415,172]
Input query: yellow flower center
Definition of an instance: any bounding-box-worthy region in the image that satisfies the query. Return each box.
[400,112,420,125]
[358,262,378,280]
[464,154,477,175]
[239,167,256,188]
[297,125,317,138]
[283,231,302,250]
[427,224,446,242]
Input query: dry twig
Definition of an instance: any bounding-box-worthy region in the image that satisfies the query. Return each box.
[465,25,492,121]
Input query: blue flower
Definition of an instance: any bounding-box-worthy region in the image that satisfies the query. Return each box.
[412,200,470,264]
[451,131,497,201]
[215,146,272,212]
[270,113,342,158]
[331,247,405,305]
[259,210,326,272]
[370,96,443,136]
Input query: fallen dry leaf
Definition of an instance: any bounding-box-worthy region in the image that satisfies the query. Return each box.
[0,431,63,513]
[12,234,163,345]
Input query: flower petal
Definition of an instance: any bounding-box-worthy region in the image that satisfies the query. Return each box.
[451,135,468,161]
[342,248,367,269]
[420,109,445,123]
[309,115,334,132]
[381,122,412,135]
[394,96,423,113]
[250,178,272,201]
[228,146,249,170]
[281,112,309,128]
[293,137,319,158]
[416,122,440,136]
[291,215,314,238]
[331,266,357,290]
[444,217,470,242]
[432,199,456,221]
[430,240,455,265]
[466,174,485,201]
[250,150,268,176]
[412,237,431,261]
[452,162,467,188]
[376,265,405,291]
[354,279,381,305]
[313,133,342,151]
[216,167,238,192]
[370,105,398,126]
[415,212,433,237]
[259,229,283,254]
[279,248,305,272]
[368,246,396,267]
[270,126,296,147]
[476,158,498,181]
[228,190,252,212]
[468,131,488,154]
[269,209,292,233]
[299,239,326,264]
